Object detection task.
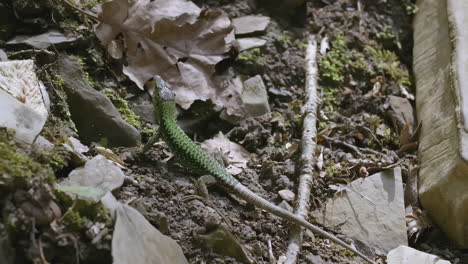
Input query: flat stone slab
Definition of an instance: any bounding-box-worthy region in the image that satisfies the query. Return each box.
[232,16,270,35]
[313,168,407,255]
[387,245,451,264]
[413,0,468,247]
[232,37,267,52]
[241,75,271,118]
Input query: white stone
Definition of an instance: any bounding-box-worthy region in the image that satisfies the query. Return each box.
[232,16,270,35]
[278,189,295,202]
[0,89,46,144]
[61,155,125,193]
[0,60,48,144]
[241,75,270,118]
[413,0,468,246]
[232,38,267,52]
[387,245,451,264]
[313,168,407,255]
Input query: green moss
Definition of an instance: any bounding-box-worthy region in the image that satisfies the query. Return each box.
[365,45,411,89]
[318,35,368,83]
[62,209,87,230]
[338,248,355,258]
[319,35,372,85]
[36,146,71,171]
[382,126,395,145]
[55,189,112,232]
[296,42,307,49]
[77,57,96,88]
[84,0,105,9]
[319,35,347,83]
[325,163,340,176]
[42,73,78,138]
[278,33,292,46]
[52,74,66,88]
[98,137,109,148]
[403,0,418,15]
[236,48,266,64]
[321,86,339,112]
[0,130,55,190]
[141,126,154,136]
[102,88,142,129]
[0,143,42,180]
[375,27,396,41]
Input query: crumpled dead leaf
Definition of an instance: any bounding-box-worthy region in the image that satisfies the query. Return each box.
[201,132,251,175]
[0,60,47,119]
[95,0,241,114]
[100,193,189,264]
[0,60,48,144]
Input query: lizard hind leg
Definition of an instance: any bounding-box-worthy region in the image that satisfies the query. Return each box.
[181,175,217,202]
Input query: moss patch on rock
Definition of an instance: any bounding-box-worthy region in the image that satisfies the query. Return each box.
[102,88,142,129]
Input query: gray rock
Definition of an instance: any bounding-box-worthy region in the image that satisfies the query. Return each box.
[0,50,7,61]
[232,37,267,52]
[278,200,293,212]
[387,95,414,128]
[0,3,16,42]
[0,89,46,144]
[62,136,89,166]
[129,93,156,124]
[305,254,328,264]
[56,54,141,147]
[278,189,295,202]
[6,30,80,49]
[313,167,407,255]
[61,155,125,194]
[387,245,451,264]
[232,16,270,35]
[32,135,54,152]
[0,224,14,264]
[242,75,271,118]
[413,0,468,247]
[194,225,253,263]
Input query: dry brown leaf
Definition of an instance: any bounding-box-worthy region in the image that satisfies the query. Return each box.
[406,206,431,242]
[95,0,239,112]
[398,122,412,146]
[317,126,333,142]
[200,132,251,175]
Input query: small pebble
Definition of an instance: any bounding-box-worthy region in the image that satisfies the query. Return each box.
[278,189,295,202]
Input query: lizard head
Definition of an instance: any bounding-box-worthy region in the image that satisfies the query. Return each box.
[153,75,175,102]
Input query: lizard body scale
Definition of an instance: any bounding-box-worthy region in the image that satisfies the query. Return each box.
[146,76,376,264]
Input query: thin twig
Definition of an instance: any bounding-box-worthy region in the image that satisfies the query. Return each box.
[59,0,100,22]
[57,233,80,264]
[284,36,319,264]
[38,237,50,264]
[321,135,383,157]
[267,238,275,263]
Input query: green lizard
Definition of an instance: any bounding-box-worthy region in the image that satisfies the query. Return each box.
[144,75,376,264]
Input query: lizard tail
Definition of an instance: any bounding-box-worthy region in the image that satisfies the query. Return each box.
[231,183,377,264]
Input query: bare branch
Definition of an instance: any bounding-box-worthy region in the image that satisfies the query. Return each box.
[284,36,319,264]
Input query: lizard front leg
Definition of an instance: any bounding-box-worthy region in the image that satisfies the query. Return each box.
[142,129,160,153]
